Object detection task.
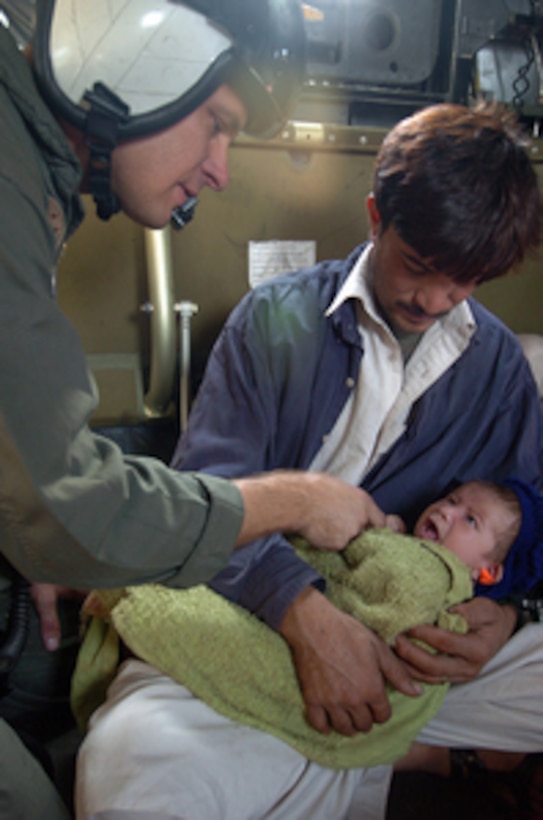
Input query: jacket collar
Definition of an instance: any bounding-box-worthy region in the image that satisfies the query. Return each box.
[0,27,84,238]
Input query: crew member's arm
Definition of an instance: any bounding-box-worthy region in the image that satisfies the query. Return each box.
[31,472,383,650]
[234,470,388,550]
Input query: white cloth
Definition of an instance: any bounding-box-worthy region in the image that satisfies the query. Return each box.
[75,660,392,820]
[418,621,543,751]
[76,623,543,820]
[309,246,475,484]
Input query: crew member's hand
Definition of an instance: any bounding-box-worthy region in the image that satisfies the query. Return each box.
[235,470,387,551]
[296,474,388,550]
[280,587,423,736]
[30,583,85,652]
[394,596,517,684]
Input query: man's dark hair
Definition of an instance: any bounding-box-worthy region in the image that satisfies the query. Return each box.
[373,101,543,284]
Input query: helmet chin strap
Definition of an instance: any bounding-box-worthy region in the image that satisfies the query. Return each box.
[82,84,200,229]
[83,83,130,221]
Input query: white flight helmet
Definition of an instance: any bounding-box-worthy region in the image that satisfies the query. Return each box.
[32,0,307,223]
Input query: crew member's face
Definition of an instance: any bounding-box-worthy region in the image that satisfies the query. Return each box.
[367,196,477,334]
[111,84,247,228]
[413,482,511,582]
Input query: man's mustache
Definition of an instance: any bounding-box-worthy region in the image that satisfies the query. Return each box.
[397,301,449,321]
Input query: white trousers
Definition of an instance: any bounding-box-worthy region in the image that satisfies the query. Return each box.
[76,624,543,820]
[418,622,543,751]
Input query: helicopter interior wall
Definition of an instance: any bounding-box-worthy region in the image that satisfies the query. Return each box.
[57,134,543,430]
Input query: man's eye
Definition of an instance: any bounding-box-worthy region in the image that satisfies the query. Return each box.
[446,495,457,505]
[208,113,223,136]
[402,258,430,277]
[406,266,427,277]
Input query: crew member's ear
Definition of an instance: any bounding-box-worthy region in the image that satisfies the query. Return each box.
[366,194,381,240]
[476,564,504,585]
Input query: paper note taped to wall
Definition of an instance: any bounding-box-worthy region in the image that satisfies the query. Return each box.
[248,240,316,288]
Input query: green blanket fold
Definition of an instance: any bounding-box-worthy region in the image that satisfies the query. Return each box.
[72,528,472,769]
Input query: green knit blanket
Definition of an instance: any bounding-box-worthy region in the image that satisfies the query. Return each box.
[72,528,472,769]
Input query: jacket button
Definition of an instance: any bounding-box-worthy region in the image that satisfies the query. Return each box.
[345,377,355,388]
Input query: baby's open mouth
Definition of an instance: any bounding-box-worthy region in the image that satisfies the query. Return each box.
[417,519,439,541]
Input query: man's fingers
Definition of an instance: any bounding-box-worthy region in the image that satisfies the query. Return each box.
[394,633,474,683]
[305,704,331,734]
[30,584,61,651]
[367,695,393,726]
[395,633,444,670]
[308,704,375,737]
[404,599,512,674]
[327,707,360,737]
[326,669,395,736]
[380,642,424,697]
[365,496,388,529]
[406,623,471,655]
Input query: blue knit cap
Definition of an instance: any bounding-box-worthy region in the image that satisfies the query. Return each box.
[475,477,543,600]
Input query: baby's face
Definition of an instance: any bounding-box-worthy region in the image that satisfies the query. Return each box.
[414,482,512,580]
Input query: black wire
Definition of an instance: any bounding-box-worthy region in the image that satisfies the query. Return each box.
[512,33,535,108]
[0,575,30,687]
[509,0,543,109]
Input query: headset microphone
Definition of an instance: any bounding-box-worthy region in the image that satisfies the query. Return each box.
[171,197,198,230]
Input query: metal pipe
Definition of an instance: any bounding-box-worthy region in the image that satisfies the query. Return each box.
[175,301,199,432]
[142,226,177,418]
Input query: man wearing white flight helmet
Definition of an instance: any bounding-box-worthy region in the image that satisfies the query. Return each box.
[0,2,394,816]
[32,0,308,226]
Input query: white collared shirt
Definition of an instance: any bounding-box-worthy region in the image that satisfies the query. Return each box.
[309,244,476,485]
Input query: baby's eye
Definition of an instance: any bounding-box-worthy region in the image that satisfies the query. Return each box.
[466,514,477,528]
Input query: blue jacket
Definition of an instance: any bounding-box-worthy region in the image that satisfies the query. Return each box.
[172,244,543,629]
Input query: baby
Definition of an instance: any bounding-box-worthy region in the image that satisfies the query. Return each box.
[73,477,542,771]
[411,476,542,605]
[411,478,521,587]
